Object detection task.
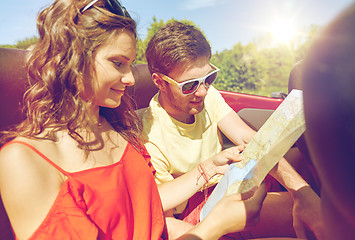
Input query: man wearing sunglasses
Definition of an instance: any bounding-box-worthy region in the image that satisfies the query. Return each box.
[141,21,322,239]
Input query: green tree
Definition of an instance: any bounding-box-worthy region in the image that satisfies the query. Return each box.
[259,46,295,90]
[212,43,267,92]
[295,25,321,61]
[134,17,165,64]
[0,36,38,50]
[134,38,147,64]
[16,36,39,49]
[0,44,16,49]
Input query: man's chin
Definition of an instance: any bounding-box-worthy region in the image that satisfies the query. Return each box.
[189,103,204,115]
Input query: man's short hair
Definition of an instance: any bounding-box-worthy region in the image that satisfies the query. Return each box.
[145,21,211,76]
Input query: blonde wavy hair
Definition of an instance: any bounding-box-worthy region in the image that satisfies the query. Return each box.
[2,0,143,152]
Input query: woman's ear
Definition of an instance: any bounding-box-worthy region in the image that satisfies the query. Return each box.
[152,73,168,92]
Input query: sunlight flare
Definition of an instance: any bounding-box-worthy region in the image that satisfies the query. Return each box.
[267,18,298,46]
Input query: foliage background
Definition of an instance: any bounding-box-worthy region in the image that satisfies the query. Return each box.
[1,18,320,97]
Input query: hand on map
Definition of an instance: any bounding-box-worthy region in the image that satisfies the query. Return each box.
[203,145,246,178]
[203,181,267,235]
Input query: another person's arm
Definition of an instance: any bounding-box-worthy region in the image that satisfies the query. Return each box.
[269,158,323,239]
[178,182,267,239]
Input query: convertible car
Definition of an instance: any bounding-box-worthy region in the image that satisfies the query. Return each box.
[0,48,318,240]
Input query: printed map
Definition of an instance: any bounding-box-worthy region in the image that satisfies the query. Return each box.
[201,89,306,219]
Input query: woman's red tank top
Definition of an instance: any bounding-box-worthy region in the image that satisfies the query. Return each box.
[4,141,167,240]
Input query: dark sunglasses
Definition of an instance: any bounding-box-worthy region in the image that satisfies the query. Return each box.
[160,64,220,95]
[81,0,131,18]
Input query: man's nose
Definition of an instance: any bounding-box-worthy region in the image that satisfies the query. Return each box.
[194,83,208,97]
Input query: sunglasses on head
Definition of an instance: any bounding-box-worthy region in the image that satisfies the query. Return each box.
[161,64,220,95]
[81,0,131,18]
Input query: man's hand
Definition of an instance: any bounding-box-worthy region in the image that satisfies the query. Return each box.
[214,145,246,166]
[292,186,324,240]
[202,145,246,178]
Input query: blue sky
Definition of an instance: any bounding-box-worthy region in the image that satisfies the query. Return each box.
[1,0,354,53]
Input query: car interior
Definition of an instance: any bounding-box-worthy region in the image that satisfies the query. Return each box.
[0,47,318,239]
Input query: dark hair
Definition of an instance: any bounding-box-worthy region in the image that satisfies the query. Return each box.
[2,0,143,152]
[145,21,211,75]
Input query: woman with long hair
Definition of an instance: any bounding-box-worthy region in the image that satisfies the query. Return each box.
[0,0,266,239]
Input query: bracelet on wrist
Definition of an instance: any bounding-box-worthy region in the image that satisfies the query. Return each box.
[196,162,210,185]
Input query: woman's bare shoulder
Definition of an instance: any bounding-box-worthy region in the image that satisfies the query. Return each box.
[0,137,46,165]
[0,136,64,239]
[1,137,37,163]
[0,135,68,169]
[0,136,62,189]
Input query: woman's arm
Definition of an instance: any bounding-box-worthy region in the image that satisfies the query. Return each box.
[157,145,245,211]
[178,182,267,239]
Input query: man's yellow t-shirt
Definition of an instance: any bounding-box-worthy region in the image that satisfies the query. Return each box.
[141,86,232,185]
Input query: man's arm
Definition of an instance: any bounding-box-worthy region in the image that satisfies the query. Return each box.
[144,140,213,211]
[217,110,255,145]
[156,145,245,212]
[217,108,311,194]
[217,110,323,239]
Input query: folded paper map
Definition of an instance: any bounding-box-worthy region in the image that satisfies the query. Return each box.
[201,89,306,220]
